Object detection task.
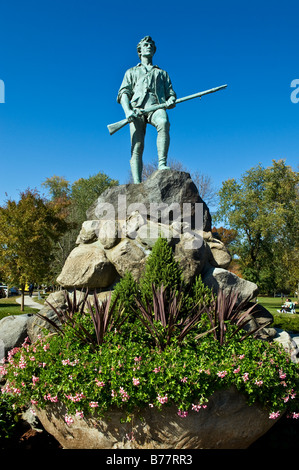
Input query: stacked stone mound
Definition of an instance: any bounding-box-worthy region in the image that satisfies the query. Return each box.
[55,170,273,337]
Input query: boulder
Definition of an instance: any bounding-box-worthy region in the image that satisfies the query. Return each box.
[107,238,147,281]
[174,231,207,284]
[206,237,232,269]
[87,170,212,232]
[76,220,101,244]
[57,243,118,289]
[201,264,259,303]
[26,292,66,343]
[0,314,31,356]
[274,328,299,364]
[34,386,278,449]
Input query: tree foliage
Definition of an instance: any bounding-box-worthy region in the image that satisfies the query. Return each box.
[0,189,69,309]
[42,172,119,278]
[215,159,299,294]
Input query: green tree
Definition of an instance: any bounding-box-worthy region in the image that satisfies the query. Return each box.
[42,172,119,279]
[215,160,299,294]
[0,189,69,310]
[71,172,118,226]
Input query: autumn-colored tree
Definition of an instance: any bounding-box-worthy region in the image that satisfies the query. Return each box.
[0,189,69,310]
[212,226,238,248]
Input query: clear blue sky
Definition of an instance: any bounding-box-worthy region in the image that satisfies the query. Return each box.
[0,0,298,207]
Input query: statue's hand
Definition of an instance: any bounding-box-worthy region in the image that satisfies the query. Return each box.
[126,109,143,122]
[125,110,136,123]
[166,97,176,109]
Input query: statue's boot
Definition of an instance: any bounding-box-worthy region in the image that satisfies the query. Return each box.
[158,156,170,171]
[130,157,143,184]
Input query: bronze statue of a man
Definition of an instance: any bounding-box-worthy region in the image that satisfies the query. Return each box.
[117,36,177,183]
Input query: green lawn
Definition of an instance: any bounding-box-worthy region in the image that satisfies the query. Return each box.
[1,294,298,334]
[0,297,39,321]
[258,296,299,333]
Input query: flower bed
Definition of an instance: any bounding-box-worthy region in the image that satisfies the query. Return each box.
[1,238,299,448]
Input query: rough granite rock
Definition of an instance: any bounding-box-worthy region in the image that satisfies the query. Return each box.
[0,314,31,356]
[56,243,118,289]
[86,170,212,232]
[34,386,278,449]
[201,265,259,303]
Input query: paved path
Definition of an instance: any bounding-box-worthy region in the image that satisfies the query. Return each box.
[15,294,43,310]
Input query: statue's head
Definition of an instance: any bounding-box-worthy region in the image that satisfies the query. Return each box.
[137,36,156,59]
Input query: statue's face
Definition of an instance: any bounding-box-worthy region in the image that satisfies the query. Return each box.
[139,39,155,58]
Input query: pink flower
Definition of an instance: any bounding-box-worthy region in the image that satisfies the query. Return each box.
[177,410,188,418]
[254,380,263,387]
[153,366,161,373]
[239,354,245,359]
[233,367,240,374]
[126,431,135,441]
[64,414,74,426]
[134,356,142,362]
[217,370,227,378]
[269,411,280,419]
[242,373,249,382]
[157,394,168,404]
[89,401,99,408]
[132,377,140,386]
[32,375,39,384]
[180,377,188,383]
[279,369,287,379]
[76,410,84,419]
[119,387,130,402]
[192,404,202,412]
[95,379,105,388]
[44,393,58,402]
[65,392,85,402]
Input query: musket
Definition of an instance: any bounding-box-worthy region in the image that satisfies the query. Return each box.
[107,84,227,135]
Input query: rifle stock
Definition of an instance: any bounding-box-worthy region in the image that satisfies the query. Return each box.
[107,84,227,135]
[107,118,130,135]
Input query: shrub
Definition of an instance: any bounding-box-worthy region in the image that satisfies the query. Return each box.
[0,392,19,440]
[110,271,139,320]
[139,236,183,301]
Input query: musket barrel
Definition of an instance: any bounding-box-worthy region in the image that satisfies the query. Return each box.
[107,84,227,135]
[175,84,227,104]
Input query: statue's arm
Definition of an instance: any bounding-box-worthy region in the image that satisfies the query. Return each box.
[164,71,176,109]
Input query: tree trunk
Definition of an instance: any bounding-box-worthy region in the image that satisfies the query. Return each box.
[21,287,25,312]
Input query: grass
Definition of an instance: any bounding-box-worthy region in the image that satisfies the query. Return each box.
[1,293,298,334]
[258,296,299,334]
[0,297,39,321]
